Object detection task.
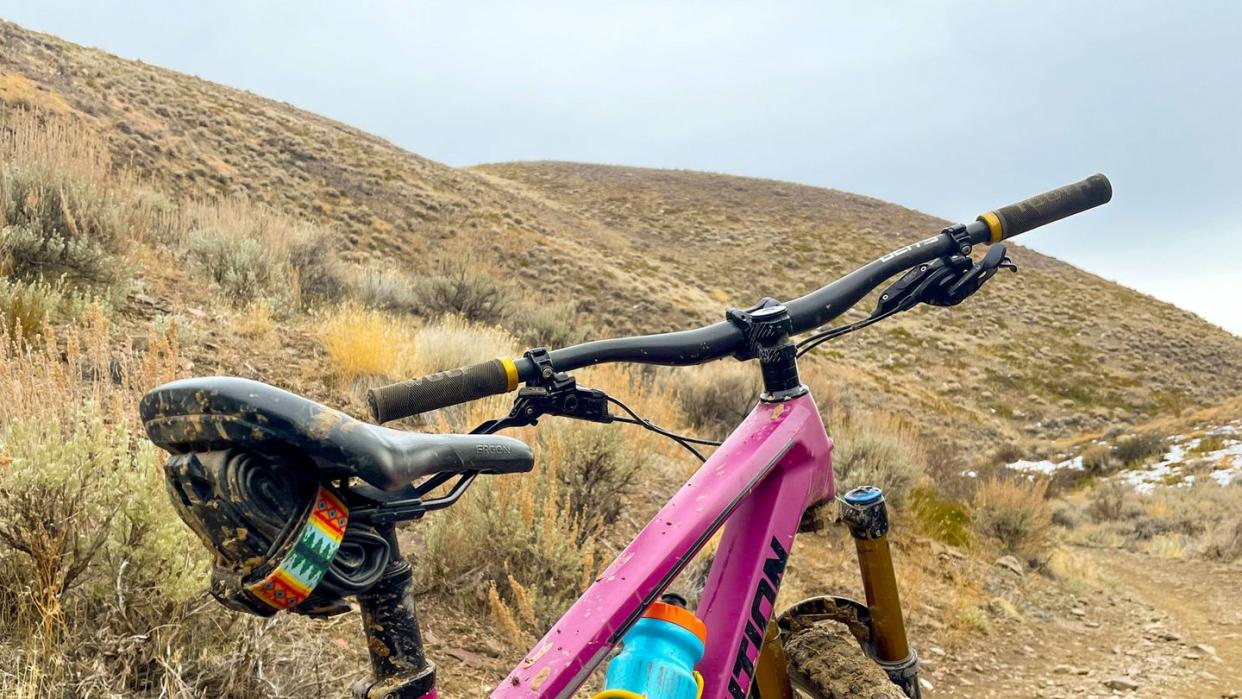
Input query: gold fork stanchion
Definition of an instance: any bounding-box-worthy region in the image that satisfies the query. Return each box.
[840,486,921,698]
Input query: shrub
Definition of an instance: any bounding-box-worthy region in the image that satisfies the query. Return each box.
[1086,480,1131,522]
[989,442,1026,466]
[1201,516,1242,561]
[354,265,419,313]
[829,412,927,506]
[418,454,596,626]
[540,421,644,540]
[1114,433,1167,466]
[910,485,973,548]
[1,225,117,290]
[507,301,584,349]
[0,112,133,297]
[1080,443,1113,474]
[675,361,762,435]
[189,231,285,305]
[0,278,90,345]
[1050,499,1082,529]
[415,259,511,322]
[186,202,346,308]
[972,476,1052,564]
[286,224,347,305]
[152,312,197,347]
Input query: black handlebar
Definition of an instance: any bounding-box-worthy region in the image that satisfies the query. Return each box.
[368,174,1112,423]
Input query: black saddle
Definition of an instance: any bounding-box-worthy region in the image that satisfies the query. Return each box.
[140,377,533,491]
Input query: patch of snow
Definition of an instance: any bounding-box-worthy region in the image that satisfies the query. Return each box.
[1114,429,1242,493]
[1006,456,1083,475]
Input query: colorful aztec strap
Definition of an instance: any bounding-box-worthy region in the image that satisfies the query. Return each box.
[246,485,348,611]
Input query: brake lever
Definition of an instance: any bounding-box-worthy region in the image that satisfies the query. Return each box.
[873,257,963,316]
[929,243,1017,307]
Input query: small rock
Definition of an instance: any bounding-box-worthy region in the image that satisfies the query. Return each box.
[1196,643,1219,657]
[1053,664,1073,674]
[1085,620,1101,628]
[1104,677,1140,691]
[1185,652,1203,660]
[995,555,1024,576]
[1070,607,1086,617]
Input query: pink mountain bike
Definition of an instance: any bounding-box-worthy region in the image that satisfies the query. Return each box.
[141,175,1111,698]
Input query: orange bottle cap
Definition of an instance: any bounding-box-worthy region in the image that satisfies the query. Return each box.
[643,602,708,645]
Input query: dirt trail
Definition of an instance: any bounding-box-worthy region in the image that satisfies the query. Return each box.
[1088,548,1242,697]
[923,547,1242,698]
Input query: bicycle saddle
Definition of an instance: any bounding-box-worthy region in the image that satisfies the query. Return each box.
[140,377,534,491]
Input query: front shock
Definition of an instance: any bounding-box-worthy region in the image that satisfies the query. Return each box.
[840,486,920,698]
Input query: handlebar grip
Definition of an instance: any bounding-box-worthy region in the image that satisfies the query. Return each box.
[367,358,519,423]
[977,174,1112,242]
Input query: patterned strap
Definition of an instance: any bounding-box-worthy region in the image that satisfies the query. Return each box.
[246,486,348,611]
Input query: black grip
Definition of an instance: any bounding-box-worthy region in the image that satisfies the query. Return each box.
[367,359,513,423]
[979,174,1112,241]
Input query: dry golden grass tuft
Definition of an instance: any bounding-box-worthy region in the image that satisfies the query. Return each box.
[971,476,1053,565]
[318,304,414,384]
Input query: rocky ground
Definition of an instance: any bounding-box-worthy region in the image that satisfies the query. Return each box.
[929,548,1241,698]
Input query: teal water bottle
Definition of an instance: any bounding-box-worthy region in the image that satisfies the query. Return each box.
[599,601,706,699]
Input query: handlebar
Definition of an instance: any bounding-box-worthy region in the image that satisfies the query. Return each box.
[368,174,1111,423]
[977,173,1112,242]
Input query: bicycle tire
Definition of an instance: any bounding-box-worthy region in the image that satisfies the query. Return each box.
[780,623,908,699]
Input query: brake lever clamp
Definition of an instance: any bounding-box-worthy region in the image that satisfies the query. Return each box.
[474,348,614,433]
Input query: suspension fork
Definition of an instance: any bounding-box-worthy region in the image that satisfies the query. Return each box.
[840,487,920,698]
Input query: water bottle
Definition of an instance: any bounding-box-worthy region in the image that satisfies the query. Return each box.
[597,601,706,699]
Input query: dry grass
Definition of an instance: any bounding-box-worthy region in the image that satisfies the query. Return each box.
[353,265,419,314]
[828,411,928,506]
[407,314,516,376]
[971,476,1053,565]
[1060,478,1242,563]
[675,361,762,436]
[184,200,346,308]
[0,110,141,300]
[318,305,406,382]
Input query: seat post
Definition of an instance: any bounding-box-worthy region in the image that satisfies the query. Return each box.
[351,524,437,698]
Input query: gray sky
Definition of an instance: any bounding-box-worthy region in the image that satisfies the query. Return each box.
[4,1,1240,333]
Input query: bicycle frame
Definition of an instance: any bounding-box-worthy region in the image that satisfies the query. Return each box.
[491,389,834,698]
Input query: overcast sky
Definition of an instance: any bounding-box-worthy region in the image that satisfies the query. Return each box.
[4,1,1240,333]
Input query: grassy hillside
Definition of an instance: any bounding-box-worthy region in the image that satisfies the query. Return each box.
[2,19,1241,698]
[5,20,1240,455]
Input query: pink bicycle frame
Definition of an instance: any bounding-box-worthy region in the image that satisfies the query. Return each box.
[491,390,834,698]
